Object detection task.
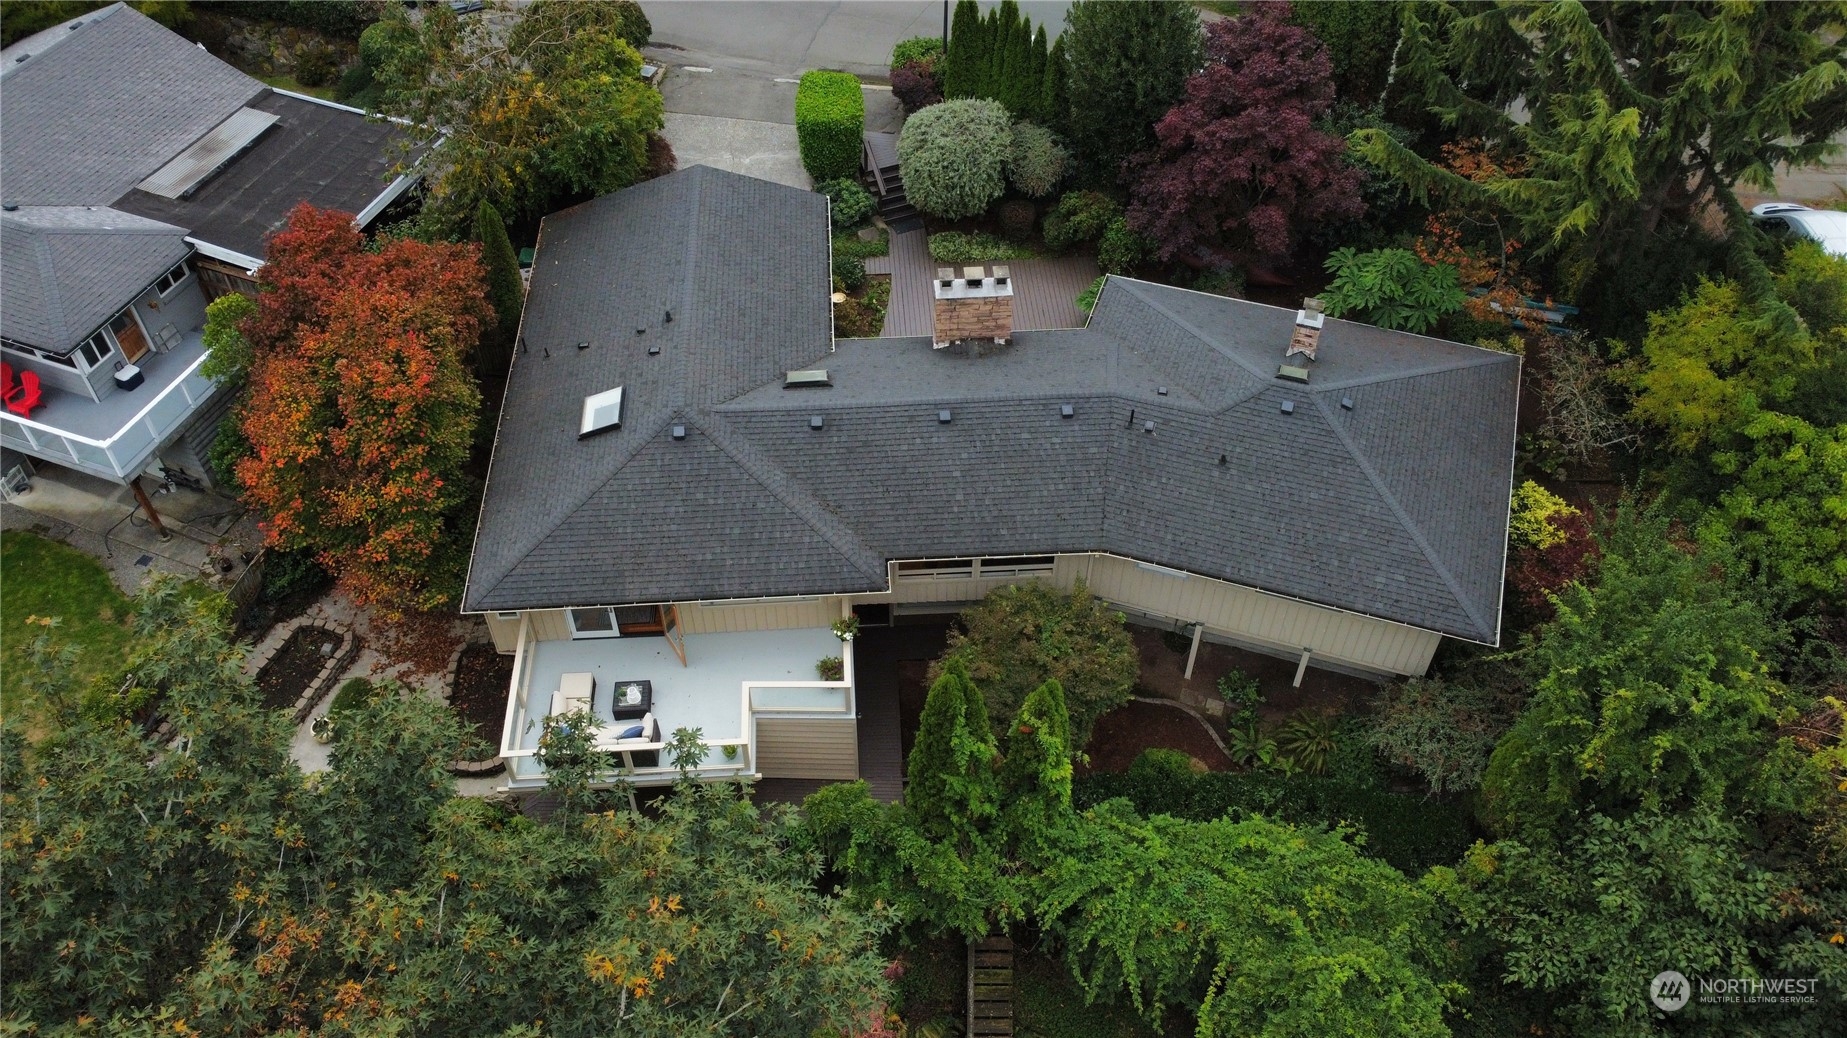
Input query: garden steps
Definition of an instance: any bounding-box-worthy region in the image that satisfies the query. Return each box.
[967,935,1014,1037]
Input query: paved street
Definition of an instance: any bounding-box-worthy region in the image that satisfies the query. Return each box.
[644,1,1073,79]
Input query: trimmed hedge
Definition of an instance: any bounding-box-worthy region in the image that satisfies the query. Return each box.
[1073,751,1476,874]
[927,231,1032,265]
[795,71,865,184]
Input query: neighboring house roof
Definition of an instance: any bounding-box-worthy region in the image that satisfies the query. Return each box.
[114,91,414,262]
[0,206,190,352]
[0,3,263,206]
[464,166,1521,645]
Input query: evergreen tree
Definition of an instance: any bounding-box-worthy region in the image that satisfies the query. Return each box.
[472,199,524,381]
[999,679,1074,850]
[1006,7,1036,115]
[944,0,982,98]
[979,6,1004,101]
[1041,32,1068,134]
[905,658,1000,841]
[1027,24,1050,121]
[1062,0,1202,183]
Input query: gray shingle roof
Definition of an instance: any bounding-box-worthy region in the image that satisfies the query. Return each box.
[0,4,262,207]
[0,206,190,351]
[465,168,1521,644]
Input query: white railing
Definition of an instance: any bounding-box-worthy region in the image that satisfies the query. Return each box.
[0,350,217,479]
[495,619,825,789]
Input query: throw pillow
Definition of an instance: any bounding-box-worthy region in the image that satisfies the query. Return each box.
[619,724,645,740]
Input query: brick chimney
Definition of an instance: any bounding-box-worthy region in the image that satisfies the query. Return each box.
[932,264,1014,350]
[1288,297,1324,361]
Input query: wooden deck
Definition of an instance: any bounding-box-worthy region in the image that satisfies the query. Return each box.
[875,231,1100,339]
[968,935,1015,1037]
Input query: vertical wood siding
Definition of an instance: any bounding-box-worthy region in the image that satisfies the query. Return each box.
[756,718,859,779]
[677,597,843,634]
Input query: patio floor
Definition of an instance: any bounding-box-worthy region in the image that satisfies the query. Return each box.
[510,626,842,753]
[873,231,1100,338]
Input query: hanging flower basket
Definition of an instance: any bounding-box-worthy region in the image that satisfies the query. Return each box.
[831,616,861,642]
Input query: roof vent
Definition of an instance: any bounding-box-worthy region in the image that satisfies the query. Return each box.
[1340,396,1354,411]
[938,409,952,424]
[1156,386,1168,396]
[648,345,661,356]
[785,369,832,389]
[576,341,591,351]
[1060,404,1074,419]
[1143,420,1156,433]
[1280,400,1296,415]
[579,386,624,439]
[0,204,16,212]
[664,310,673,324]
[671,424,687,440]
[809,415,825,430]
[1218,453,1229,465]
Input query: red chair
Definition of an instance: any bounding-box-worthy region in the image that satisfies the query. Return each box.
[5,370,42,417]
[1,361,15,403]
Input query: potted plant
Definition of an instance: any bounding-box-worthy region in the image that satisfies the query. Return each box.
[310,713,336,744]
[831,616,860,642]
[722,744,739,761]
[816,655,845,681]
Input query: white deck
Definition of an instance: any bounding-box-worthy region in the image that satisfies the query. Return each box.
[502,626,849,786]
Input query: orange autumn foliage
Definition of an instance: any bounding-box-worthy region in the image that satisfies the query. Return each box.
[236,204,490,613]
[1413,140,1542,327]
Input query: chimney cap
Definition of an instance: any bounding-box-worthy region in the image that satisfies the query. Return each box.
[936,267,956,282]
[961,265,986,283]
[1302,296,1324,315]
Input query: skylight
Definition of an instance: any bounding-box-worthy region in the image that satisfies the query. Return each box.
[579,386,624,439]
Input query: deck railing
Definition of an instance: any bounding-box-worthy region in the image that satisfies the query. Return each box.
[0,350,217,480]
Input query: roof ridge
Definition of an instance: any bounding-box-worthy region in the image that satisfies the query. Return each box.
[1307,351,1510,393]
[1109,279,1274,411]
[694,412,889,584]
[1309,392,1493,638]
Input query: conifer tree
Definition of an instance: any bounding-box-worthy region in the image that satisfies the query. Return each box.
[1062,0,1202,183]
[1027,24,1050,121]
[944,0,982,98]
[905,658,999,841]
[1041,32,1068,133]
[999,679,1074,849]
[472,199,524,380]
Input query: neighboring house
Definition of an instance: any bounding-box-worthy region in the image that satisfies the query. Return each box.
[465,165,1522,794]
[0,3,415,494]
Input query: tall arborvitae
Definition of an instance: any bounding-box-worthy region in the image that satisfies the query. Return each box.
[1041,33,1068,134]
[1027,24,1050,122]
[944,0,982,98]
[979,6,1004,102]
[905,658,999,841]
[472,199,524,381]
[999,678,1073,850]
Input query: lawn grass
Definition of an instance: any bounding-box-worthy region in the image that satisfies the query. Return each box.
[257,73,338,102]
[1,531,135,740]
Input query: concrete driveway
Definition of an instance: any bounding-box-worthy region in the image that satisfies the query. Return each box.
[645,1,1074,79]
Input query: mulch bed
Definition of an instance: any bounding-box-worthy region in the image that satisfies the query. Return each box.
[450,643,514,748]
[1078,699,1233,777]
[255,625,340,712]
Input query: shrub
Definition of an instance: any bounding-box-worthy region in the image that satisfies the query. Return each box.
[330,677,376,717]
[333,61,374,103]
[795,70,865,183]
[897,98,1012,219]
[260,547,332,605]
[206,411,252,492]
[996,199,1036,242]
[892,35,946,70]
[819,177,876,231]
[1007,121,1069,198]
[833,279,890,338]
[1072,768,1475,874]
[1096,216,1150,275]
[293,45,340,88]
[1277,711,1338,775]
[1075,275,1105,313]
[1191,266,1245,297]
[645,133,678,179]
[832,230,890,260]
[927,231,1032,264]
[1217,670,1263,730]
[931,579,1138,751]
[1369,673,1525,795]
[1508,480,1581,550]
[1041,190,1122,251]
[832,254,868,293]
[891,62,944,114]
[1319,247,1467,334]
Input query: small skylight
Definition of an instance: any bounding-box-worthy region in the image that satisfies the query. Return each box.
[786,369,832,389]
[579,386,624,439]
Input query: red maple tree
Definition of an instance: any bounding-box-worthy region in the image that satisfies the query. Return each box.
[1126,1,1363,262]
[236,204,491,612]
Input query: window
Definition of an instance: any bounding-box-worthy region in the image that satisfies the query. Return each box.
[151,261,190,296]
[976,555,1055,577]
[568,607,620,638]
[75,332,112,370]
[897,559,975,580]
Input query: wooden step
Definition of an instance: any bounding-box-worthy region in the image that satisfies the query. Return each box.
[967,935,1015,1038]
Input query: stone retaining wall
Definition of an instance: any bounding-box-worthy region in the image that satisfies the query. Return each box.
[441,638,506,778]
[245,617,361,725]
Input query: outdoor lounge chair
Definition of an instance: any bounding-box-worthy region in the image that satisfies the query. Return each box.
[4,370,42,417]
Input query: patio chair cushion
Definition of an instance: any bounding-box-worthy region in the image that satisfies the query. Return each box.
[618,724,644,740]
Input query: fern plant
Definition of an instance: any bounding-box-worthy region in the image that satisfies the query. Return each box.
[1319,247,1467,333]
[1227,721,1279,770]
[1277,710,1339,775]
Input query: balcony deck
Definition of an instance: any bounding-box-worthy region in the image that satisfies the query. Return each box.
[1,329,218,481]
[501,626,848,786]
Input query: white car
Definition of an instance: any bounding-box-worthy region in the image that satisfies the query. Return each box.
[1750,202,1847,257]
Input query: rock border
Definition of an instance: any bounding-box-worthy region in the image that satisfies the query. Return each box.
[441,639,506,778]
[243,616,361,725]
[1129,695,1234,761]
